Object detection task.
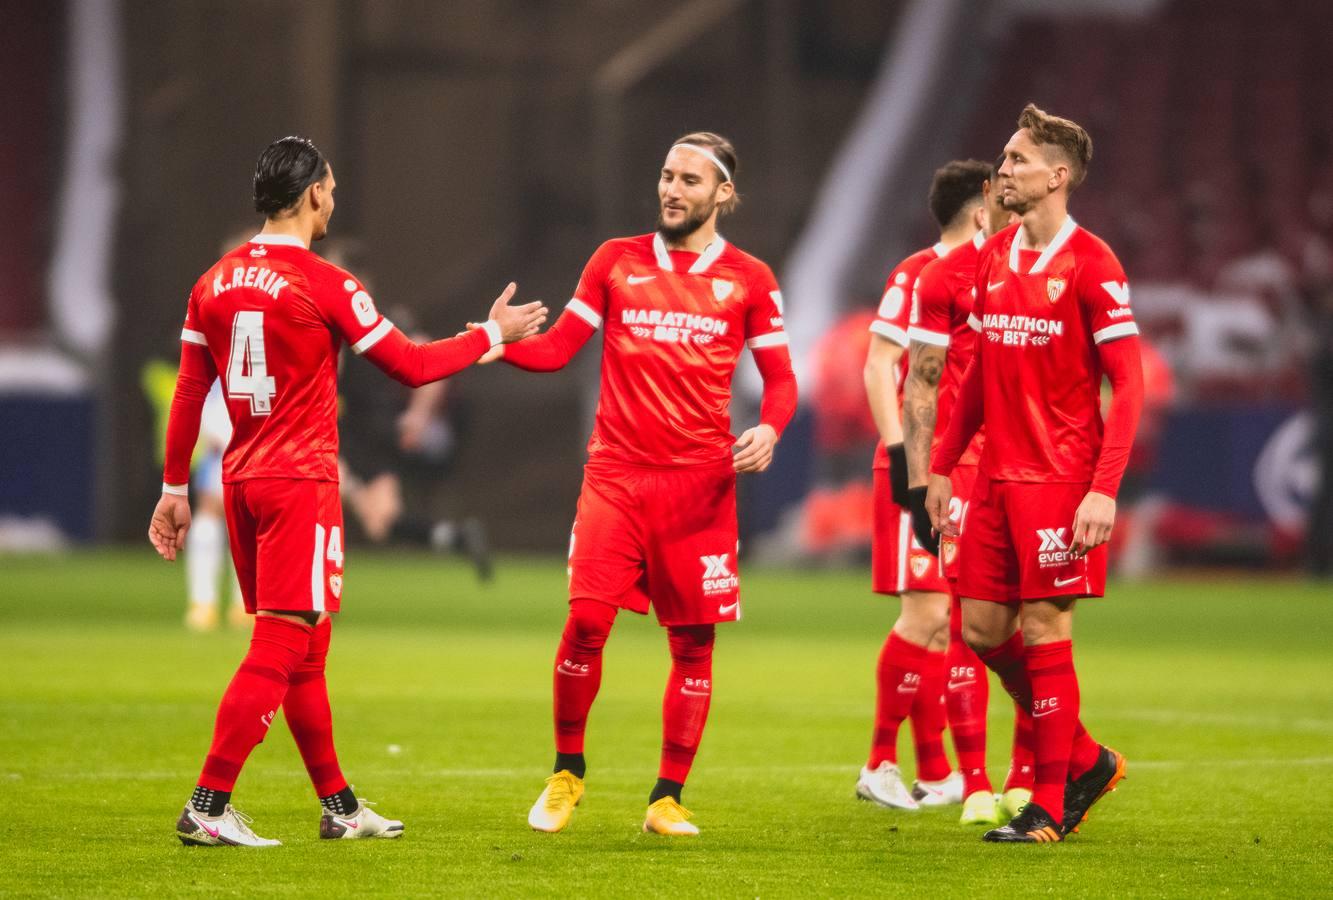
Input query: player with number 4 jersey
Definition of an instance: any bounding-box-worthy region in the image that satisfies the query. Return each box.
[149,136,545,848]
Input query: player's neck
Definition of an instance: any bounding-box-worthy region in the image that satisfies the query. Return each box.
[258,217,313,249]
[1018,200,1069,250]
[662,221,719,255]
[938,223,975,250]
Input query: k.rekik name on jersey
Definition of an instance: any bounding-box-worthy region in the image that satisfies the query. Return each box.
[213,266,290,299]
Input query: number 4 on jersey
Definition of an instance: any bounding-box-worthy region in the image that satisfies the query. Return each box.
[227,310,277,415]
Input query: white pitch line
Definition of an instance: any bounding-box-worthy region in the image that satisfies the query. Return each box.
[22,757,1333,782]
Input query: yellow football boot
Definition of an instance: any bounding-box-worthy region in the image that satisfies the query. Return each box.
[959,790,1001,826]
[643,797,699,836]
[528,770,584,833]
[998,786,1032,821]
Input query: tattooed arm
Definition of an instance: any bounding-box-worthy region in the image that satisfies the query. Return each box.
[903,341,945,488]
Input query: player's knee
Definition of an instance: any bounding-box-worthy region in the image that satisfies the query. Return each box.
[667,624,714,668]
[960,618,1002,656]
[563,598,617,654]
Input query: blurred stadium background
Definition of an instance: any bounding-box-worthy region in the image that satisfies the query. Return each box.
[1,0,1330,574]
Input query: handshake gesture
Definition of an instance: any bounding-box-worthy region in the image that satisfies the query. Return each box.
[486,282,547,343]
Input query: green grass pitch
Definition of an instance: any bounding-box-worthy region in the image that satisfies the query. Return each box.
[2,550,1330,897]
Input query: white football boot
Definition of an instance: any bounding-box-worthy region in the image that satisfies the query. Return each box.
[855,762,919,810]
[176,804,281,847]
[913,770,965,806]
[320,800,405,839]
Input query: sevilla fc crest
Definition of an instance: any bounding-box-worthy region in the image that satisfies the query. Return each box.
[942,540,958,566]
[1046,276,1067,303]
[712,279,734,302]
[328,574,342,598]
[910,555,932,578]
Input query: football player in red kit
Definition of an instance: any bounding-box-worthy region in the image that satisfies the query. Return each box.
[927,106,1143,843]
[856,161,992,812]
[485,132,797,836]
[903,157,1032,827]
[149,137,546,846]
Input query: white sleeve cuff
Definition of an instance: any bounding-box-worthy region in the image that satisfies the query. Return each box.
[869,320,909,347]
[746,331,789,350]
[181,328,207,345]
[351,318,394,354]
[162,482,189,497]
[907,326,950,347]
[967,314,983,333]
[481,320,503,347]
[1092,322,1139,344]
[567,298,603,329]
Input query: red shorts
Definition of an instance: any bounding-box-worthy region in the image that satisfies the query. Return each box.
[568,459,739,626]
[871,468,948,596]
[955,479,1107,603]
[224,478,344,614]
[939,465,978,582]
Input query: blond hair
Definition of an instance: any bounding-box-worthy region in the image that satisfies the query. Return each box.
[1017,103,1093,191]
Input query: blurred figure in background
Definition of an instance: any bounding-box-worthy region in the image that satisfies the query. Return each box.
[324,240,492,581]
[182,380,247,629]
[1308,285,1333,577]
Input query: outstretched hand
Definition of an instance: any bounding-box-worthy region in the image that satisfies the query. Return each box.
[148,493,192,561]
[489,282,547,343]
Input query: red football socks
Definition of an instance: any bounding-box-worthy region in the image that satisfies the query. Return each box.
[199,615,312,791]
[1006,705,1037,792]
[868,632,930,768]
[946,601,992,796]
[1025,639,1084,822]
[283,617,348,797]
[909,648,952,782]
[659,624,715,784]
[552,599,617,755]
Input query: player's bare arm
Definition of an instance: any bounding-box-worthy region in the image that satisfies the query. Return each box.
[863,335,905,447]
[902,341,945,488]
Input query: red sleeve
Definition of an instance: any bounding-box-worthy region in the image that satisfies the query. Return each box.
[1090,335,1144,497]
[502,308,597,371]
[741,262,796,435]
[907,258,952,347]
[869,258,915,347]
[310,264,396,353]
[930,352,983,476]
[163,342,218,489]
[362,325,492,387]
[503,242,616,371]
[1077,242,1139,347]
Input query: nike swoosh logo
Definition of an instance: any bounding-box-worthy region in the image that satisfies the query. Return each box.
[556,664,589,677]
[1053,575,1083,588]
[987,281,1005,292]
[334,817,360,829]
[717,602,739,616]
[627,274,656,285]
[1032,708,1060,718]
[190,813,220,838]
[896,685,918,694]
[680,688,712,697]
[946,680,976,691]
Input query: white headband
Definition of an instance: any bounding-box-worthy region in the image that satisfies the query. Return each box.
[670,143,732,183]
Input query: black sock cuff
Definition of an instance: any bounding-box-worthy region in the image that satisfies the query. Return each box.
[649,778,684,805]
[554,752,586,779]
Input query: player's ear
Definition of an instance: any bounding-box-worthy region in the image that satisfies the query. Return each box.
[714,180,735,205]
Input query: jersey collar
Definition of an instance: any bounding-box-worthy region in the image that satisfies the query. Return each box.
[249,233,307,249]
[1008,216,1076,274]
[932,241,950,258]
[652,232,729,274]
[972,230,985,250]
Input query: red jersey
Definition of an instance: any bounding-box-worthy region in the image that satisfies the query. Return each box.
[908,230,985,468]
[568,233,789,466]
[869,242,948,470]
[971,218,1138,482]
[179,234,395,482]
